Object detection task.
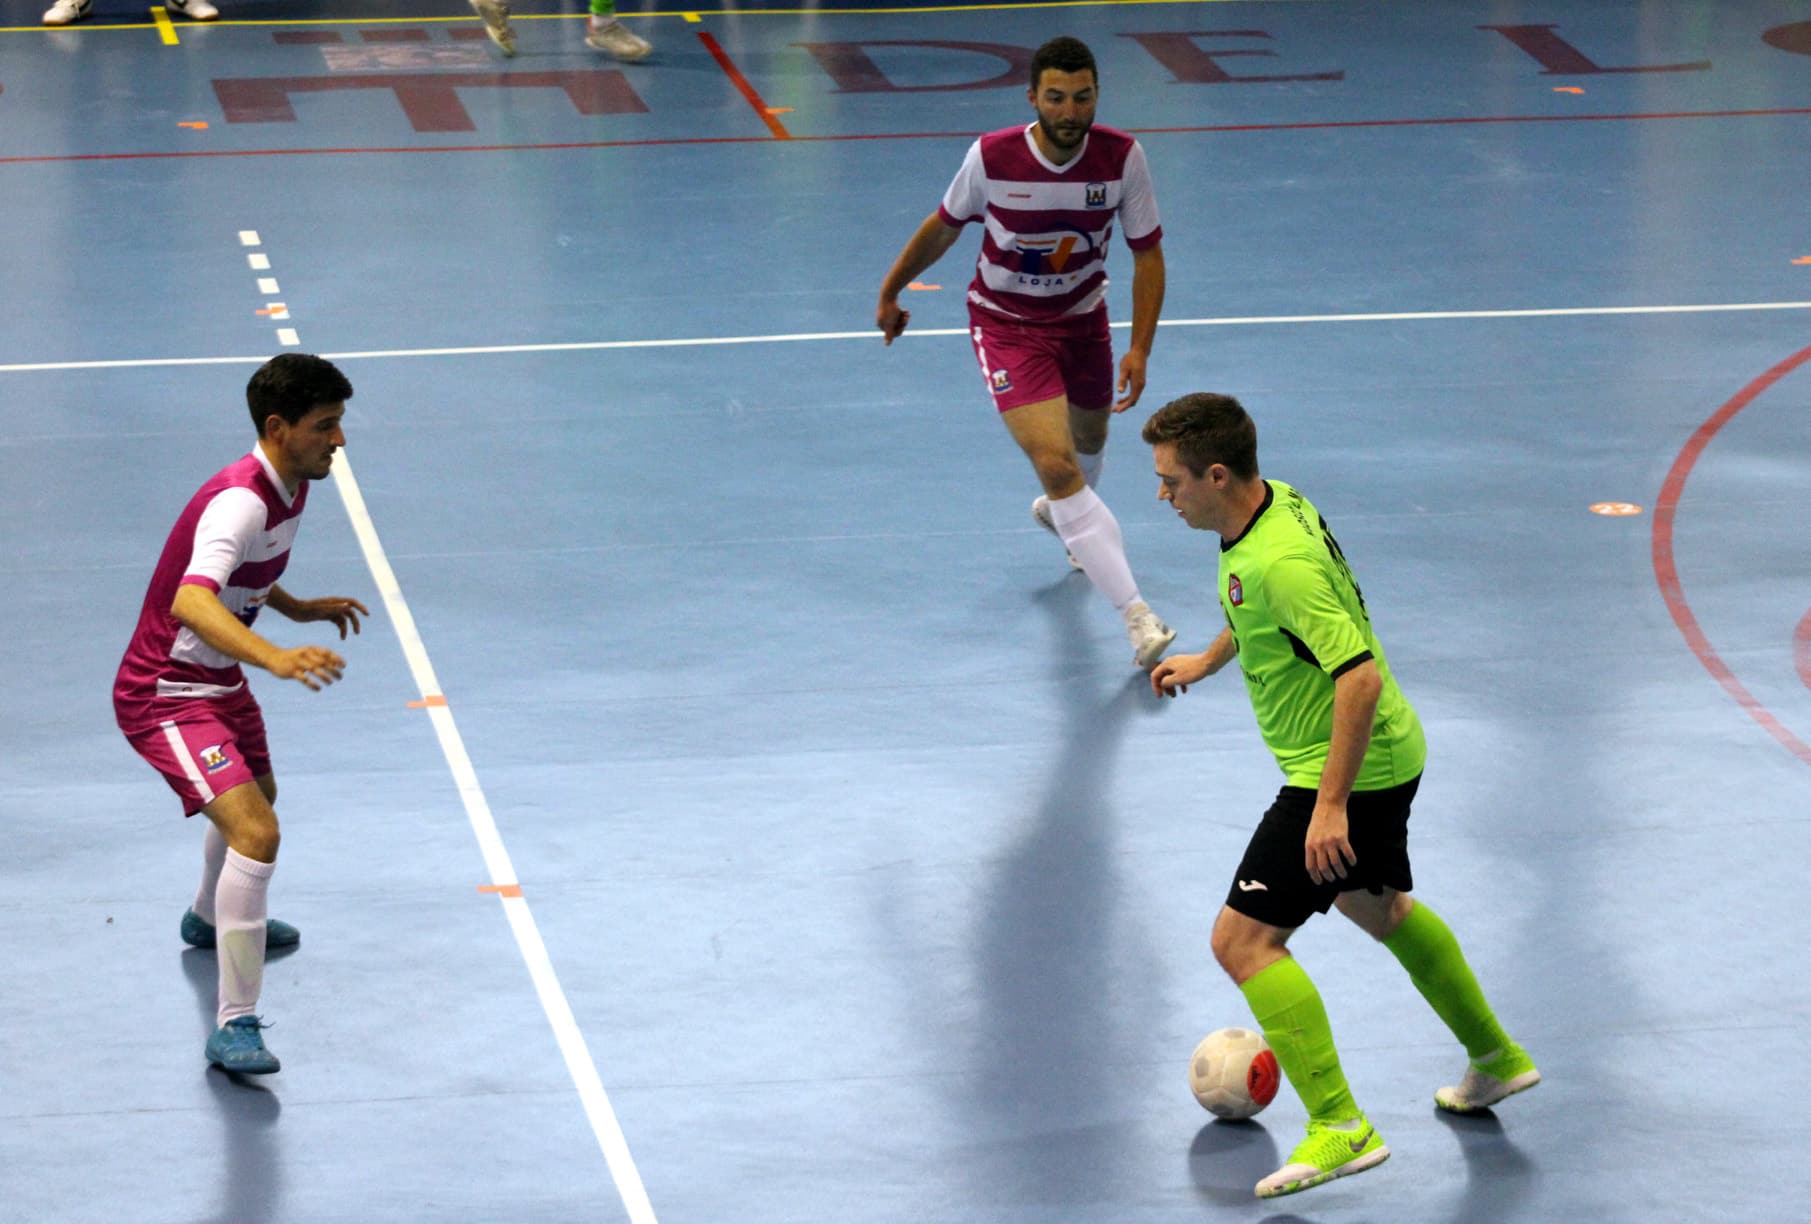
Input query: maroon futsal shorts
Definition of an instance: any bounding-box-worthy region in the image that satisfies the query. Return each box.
[120,686,272,817]
[967,307,1115,414]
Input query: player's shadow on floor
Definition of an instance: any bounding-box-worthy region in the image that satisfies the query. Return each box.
[1188,1118,1280,1208]
[952,576,1170,1198]
[1435,1106,1537,1218]
[182,944,295,1221]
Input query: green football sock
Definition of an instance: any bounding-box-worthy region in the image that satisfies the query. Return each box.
[1238,955,1362,1125]
[590,0,616,16]
[1383,899,1515,1061]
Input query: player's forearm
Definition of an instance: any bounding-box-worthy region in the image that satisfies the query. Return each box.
[265,584,302,620]
[1126,245,1166,356]
[880,214,961,301]
[1318,661,1382,806]
[171,583,282,672]
[1202,627,1237,675]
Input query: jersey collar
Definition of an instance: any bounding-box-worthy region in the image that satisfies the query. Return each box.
[251,442,299,508]
[1220,481,1275,552]
[1022,123,1090,174]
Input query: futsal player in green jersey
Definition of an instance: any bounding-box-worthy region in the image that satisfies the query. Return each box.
[1141,392,1538,1200]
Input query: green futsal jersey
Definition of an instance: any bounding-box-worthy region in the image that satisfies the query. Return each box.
[1219,481,1425,790]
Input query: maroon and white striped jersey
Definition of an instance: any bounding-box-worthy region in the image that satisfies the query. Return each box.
[937,123,1162,325]
[114,447,308,730]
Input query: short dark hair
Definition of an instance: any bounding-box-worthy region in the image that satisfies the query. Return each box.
[1030,36,1097,90]
[246,353,353,435]
[1142,393,1260,480]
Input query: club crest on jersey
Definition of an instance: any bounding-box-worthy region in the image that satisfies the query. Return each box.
[198,744,233,774]
[990,368,1013,393]
[1227,574,1244,607]
[1085,181,1107,208]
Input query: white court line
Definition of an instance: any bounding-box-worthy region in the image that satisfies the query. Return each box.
[2,300,1808,375]
[228,239,657,1222]
[335,463,660,1222]
[329,458,658,1224]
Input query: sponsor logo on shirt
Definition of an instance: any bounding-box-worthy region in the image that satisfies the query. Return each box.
[1228,574,1244,606]
[199,744,233,774]
[1085,181,1107,208]
[1013,226,1097,283]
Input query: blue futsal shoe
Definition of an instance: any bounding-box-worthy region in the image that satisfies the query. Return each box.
[205,1016,281,1075]
[181,908,300,949]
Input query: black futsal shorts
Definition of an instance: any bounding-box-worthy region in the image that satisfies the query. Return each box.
[1224,773,1421,930]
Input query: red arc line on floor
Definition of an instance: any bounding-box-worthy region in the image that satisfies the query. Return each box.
[1651,344,1811,767]
[697,30,791,140]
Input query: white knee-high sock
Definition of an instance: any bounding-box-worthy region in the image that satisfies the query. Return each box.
[192,822,228,925]
[215,849,274,1026]
[1077,448,1104,489]
[1046,486,1141,610]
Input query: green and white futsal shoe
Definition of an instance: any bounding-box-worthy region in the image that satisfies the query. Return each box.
[1255,1116,1390,1199]
[1435,1045,1541,1113]
[586,17,652,61]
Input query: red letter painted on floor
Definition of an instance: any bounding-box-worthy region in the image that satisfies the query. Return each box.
[1478,24,1710,74]
[212,71,649,133]
[1762,23,1811,57]
[1117,31,1344,84]
[792,40,1029,93]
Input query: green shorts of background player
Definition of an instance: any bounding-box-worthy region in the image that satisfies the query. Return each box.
[468,0,653,61]
[1143,391,1540,1200]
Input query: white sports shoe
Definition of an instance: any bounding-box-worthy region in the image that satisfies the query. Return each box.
[469,0,515,56]
[167,0,219,19]
[586,17,652,61]
[1434,1046,1541,1113]
[1124,600,1176,670]
[1030,496,1083,570]
[42,0,92,24]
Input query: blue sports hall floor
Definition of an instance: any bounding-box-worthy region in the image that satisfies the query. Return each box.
[2,1,1809,1220]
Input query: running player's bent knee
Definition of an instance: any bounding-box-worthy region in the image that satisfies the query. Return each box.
[1211,916,1261,981]
[1031,454,1085,498]
[208,786,282,862]
[1212,908,1291,983]
[225,818,280,863]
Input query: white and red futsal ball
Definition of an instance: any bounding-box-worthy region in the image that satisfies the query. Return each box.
[1189,1027,1280,1120]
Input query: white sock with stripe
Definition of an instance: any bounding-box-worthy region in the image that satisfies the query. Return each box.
[1046,486,1140,611]
[215,848,274,1027]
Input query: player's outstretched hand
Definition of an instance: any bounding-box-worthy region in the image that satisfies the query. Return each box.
[268,645,346,691]
[1150,652,1211,698]
[291,596,369,639]
[1112,349,1149,412]
[877,299,911,346]
[1304,800,1357,885]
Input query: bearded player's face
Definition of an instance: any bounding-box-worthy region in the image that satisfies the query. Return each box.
[1028,68,1098,153]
